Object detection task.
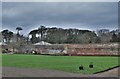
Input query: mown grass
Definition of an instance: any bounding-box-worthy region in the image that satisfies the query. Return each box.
[2,54,119,74]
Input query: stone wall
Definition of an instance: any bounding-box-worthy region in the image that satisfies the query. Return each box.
[34,43,119,56]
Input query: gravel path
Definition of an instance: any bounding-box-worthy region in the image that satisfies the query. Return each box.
[2,67,119,77]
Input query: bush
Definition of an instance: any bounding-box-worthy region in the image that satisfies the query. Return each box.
[2,49,8,53]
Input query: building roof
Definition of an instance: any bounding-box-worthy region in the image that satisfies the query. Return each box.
[33,41,52,45]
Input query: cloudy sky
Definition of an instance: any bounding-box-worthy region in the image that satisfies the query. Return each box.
[2,2,118,35]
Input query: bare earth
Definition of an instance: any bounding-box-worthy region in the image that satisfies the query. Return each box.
[2,67,119,77]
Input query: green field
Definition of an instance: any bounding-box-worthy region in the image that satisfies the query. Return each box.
[2,54,119,74]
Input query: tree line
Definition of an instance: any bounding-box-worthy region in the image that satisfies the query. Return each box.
[1,26,120,45]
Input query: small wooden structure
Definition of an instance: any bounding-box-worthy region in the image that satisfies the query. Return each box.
[79,65,84,70]
[89,62,93,68]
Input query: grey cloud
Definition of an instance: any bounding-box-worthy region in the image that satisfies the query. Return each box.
[0,2,2,30]
[2,2,118,35]
[2,0,120,2]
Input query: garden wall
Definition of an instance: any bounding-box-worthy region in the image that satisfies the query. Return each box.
[34,43,119,56]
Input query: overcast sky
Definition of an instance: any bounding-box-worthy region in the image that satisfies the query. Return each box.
[2,2,118,35]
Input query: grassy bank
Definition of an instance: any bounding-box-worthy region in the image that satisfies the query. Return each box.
[2,54,119,74]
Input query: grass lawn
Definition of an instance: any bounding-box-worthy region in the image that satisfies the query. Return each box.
[2,54,119,74]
